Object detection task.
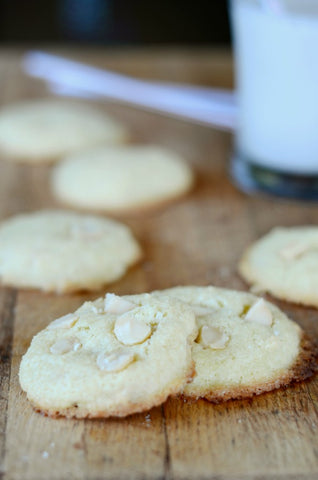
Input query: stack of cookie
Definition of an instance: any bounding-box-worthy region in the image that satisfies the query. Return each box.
[19,287,317,419]
[0,98,316,420]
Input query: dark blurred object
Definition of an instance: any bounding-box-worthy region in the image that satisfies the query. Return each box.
[1,0,231,45]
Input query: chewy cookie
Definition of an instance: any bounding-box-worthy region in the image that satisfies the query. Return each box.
[51,144,194,212]
[0,100,127,163]
[0,210,141,293]
[239,226,318,307]
[154,286,317,402]
[19,293,197,418]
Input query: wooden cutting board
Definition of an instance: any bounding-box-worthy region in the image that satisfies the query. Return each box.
[0,48,317,480]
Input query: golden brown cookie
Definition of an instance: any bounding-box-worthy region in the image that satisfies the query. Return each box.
[19,293,197,418]
[154,286,318,402]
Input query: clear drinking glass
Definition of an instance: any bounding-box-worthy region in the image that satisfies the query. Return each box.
[230,0,318,199]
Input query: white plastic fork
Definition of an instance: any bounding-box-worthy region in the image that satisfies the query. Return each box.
[22,51,237,130]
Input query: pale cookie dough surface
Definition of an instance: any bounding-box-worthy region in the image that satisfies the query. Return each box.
[239,226,318,308]
[0,210,141,293]
[0,100,127,163]
[154,286,317,402]
[51,145,194,212]
[19,293,197,418]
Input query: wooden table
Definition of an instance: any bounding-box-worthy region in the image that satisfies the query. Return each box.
[0,48,317,480]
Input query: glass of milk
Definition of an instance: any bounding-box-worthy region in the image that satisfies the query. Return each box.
[230,0,318,199]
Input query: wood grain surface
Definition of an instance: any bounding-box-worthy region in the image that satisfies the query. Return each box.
[0,48,317,480]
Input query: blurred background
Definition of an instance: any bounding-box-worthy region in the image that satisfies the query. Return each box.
[1,0,231,46]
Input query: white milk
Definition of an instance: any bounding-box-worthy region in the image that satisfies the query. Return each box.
[232,0,318,174]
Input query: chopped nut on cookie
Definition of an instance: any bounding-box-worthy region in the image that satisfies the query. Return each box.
[50,337,81,355]
[48,313,79,330]
[279,242,309,260]
[96,349,135,372]
[245,299,273,326]
[104,293,135,315]
[192,305,214,317]
[114,312,151,345]
[199,325,229,349]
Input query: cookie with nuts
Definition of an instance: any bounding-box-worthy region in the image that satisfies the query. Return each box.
[0,210,141,293]
[239,226,318,308]
[154,286,318,402]
[19,293,197,418]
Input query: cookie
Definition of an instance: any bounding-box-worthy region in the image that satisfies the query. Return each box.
[0,210,141,293]
[239,226,318,308]
[51,144,194,212]
[0,100,127,163]
[154,286,317,402]
[19,293,197,418]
